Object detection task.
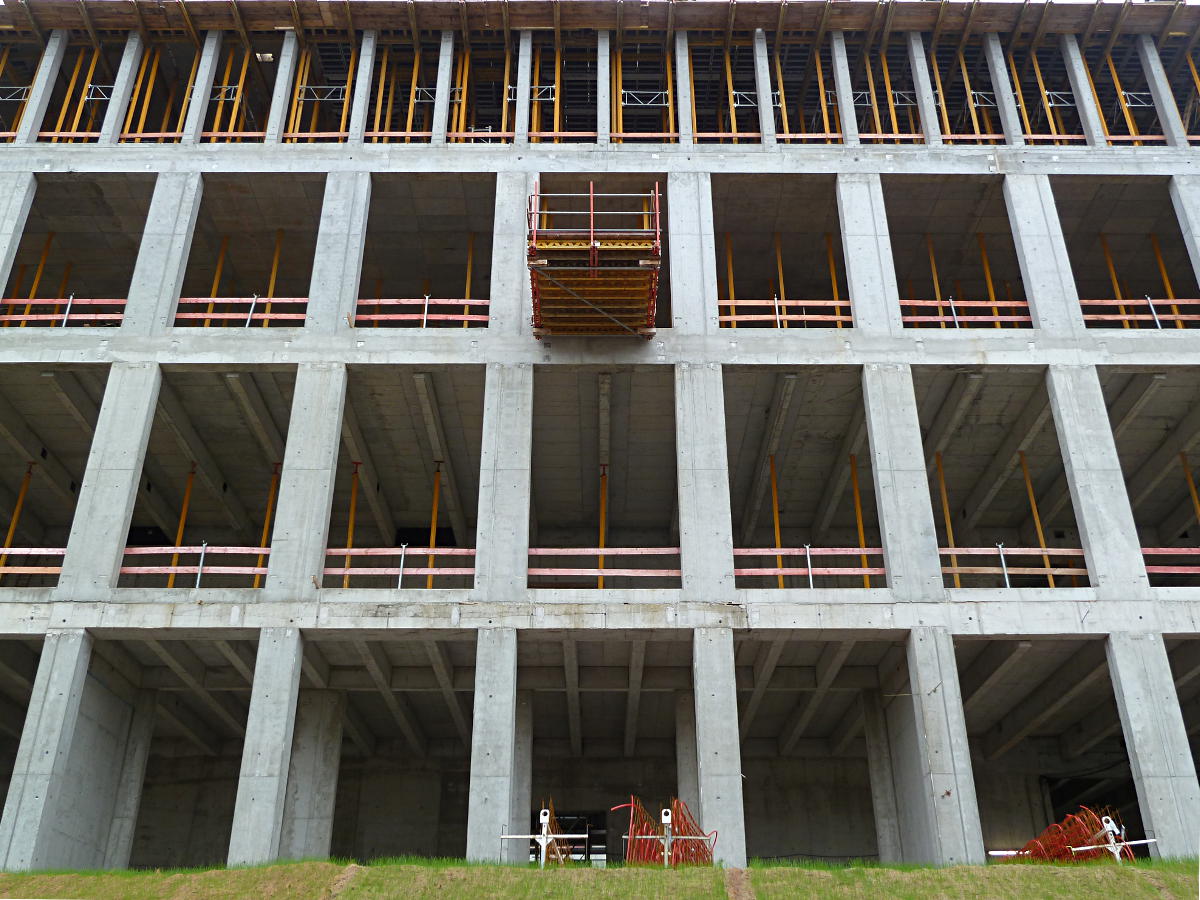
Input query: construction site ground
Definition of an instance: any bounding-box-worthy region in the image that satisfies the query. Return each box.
[0,857,1194,900]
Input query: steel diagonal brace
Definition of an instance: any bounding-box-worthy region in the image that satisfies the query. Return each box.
[536,270,639,335]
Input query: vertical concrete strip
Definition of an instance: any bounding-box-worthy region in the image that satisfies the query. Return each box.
[753,29,776,146]
[14,30,67,144]
[514,31,533,146]
[264,30,300,144]
[983,33,1025,147]
[675,32,693,146]
[596,31,611,145]
[279,690,345,860]
[1060,34,1107,147]
[668,172,719,334]
[181,31,222,144]
[431,31,455,145]
[1169,175,1200,291]
[862,689,903,862]
[907,33,942,146]
[347,30,377,142]
[693,628,747,867]
[228,627,304,866]
[487,171,536,336]
[1137,36,1188,149]
[837,174,903,334]
[466,628,518,861]
[103,689,157,868]
[98,31,144,144]
[675,691,700,816]
[306,172,371,333]
[0,173,35,297]
[505,690,533,863]
[1106,632,1200,859]
[55,363,161,602]
[830,31,860,146]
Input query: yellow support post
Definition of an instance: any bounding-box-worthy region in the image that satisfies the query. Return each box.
[934,452,960,588]
[500,43,511,135]
[773,47,789,136]
[615,45,624,140]
[167,464,196,589]
[5,263,26,325]
[1150,233,1183,329]
[0,463,34,582]
[1099,233,1131,329]
[1007,51,1034,138]
[263,228,283,328]
[849,454,870,588]
[1029,52,1058,143]
[815,47,831,142]
[864,56,883,137]
[20,232,55,328]
[403,48,420,141]
[462,231,474,328]
[553,38,562,142]
[724,46,737,142]
[926,234,944,329]
[880,54,900,137]
[1181,452,1200,530]
[597,464,607,589]
[133,48,161,141]
[426,463,441,589]
[928,50,951,143]
[373,45,390,142]
[774,232,788,328]
[253,462,280,588]
[204,235,230,327]
[1018,450,1055,588]
[51,48,86,143]
[122,45,152,138]
[210,46,235,137]
[977,233,1001,328]
[343,461,360,588]
[67,48,101,141]
[339,44,358,139]
[666,43,676,137]
[1083,58,1112,142]
[50,262,71,324]
[724,233,737,327]
[172,49,201,140]
[769,454,784,588]
[957,50,981,141]
[531,45,542,142]
[688,42,698,138]
[825,232,843,328]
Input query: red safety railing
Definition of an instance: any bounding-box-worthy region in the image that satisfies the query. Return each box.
[173,297,308,327]
[201,130,268,142]
[447,131,515,142]
[0,547,65,583]
[1022,133,1089,145]
[120,545,269,586]
[324,546,475,587]
[942,133,1006,144]
[694,131,763,142]
[901,297,1033,328]
[733,547,885,587]
[352,297,489,328]
[0,298,125,327]
[528,547,681,587]
[859,132,926,144]
[529,131,600,142]
[363,130,434,141]
[939,546,1087,588]
[777,132,843,143]
[1142,547,1200,582]
[718,298,852,328]
[1079,297,1200,329]
[118,131,184,142]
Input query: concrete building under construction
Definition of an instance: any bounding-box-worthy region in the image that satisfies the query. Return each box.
[0,0,1199,870]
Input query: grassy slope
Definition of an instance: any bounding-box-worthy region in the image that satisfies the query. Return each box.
[0,858,1192,900]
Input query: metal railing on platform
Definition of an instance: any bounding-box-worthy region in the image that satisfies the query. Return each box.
[0,298,125,327]
[733,547,885,587]
[0,547,65,584]
[718,299,852,328]
[174,297,308,327]
[352,297,489,327]
[528,547,681,587]
[1079,297,1200,329]
[939,546,1088,588]
[901,297,1033,328]
[120,545,269,587]
[323,546,475,588]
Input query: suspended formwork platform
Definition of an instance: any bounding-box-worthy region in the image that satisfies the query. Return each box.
[528,182,661,337]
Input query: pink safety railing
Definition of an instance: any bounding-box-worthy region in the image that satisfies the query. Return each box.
[120,545,269,586]
[1142,547,1200,582]
[173,297,308,327]
[718,299,852,328]
[0,298,125,327]
[901,297,1033,328]
[1079,296,1200,329]
[352,297,489,327]
[733,547,885,587]
[939,546,1088,588]
[324,546,475,587]
[0,547,65,583]
[528,547,681,587]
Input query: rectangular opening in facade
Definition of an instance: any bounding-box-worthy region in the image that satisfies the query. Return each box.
[529,367,678,589]
[956,638,1143,856]
[446,32,514,143]
[3,173,154,328]
[725,367,884,590]
[882,175,1029,329]
[689,33,759,144]
[914,367,1088,589]
[37,37,124,143]
[841,33,925,144]
[324,366,484,590]
[0,41,48,141]
[772,31,841,144]
[712,175,848,329]
[201,31,284,143]
[356,174,495,328]
[116,38,200,143]
[364,33,441,143]
[531,31,597,143]
[613,34,674,143]
[1082,36,1165,147]
[283,35,360,142]
[117,367,295,590]
[1005,39,1087,146]
[929,35,1004,144]
[176,173,324,328]
[1051,176,1199,330]
[0,639,39,801]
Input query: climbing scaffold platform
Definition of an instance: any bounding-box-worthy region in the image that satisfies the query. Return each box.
[528,182,661,338]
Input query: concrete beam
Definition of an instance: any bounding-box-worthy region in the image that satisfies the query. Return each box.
[563,638,582,757]
[279,689,344,860]
[907,33,942,147]
[1137,35,1188,148]
[430,31,455,145]
[340,395,396,544]
[674,32,693,146]
[413,372,469,548]
[693,628,746,866]
[961,386,1051,532]
[14,30,67,144]
[779,641,855,755]
[1059,698,1120,760]
[862,689,902,862]
[155,691,218,756]
[983,33,1025,147]
[960,640,1033,715]
[513,31,532,146]
[347,31,377,143]
[753,30,776,146]
[738,374,797,546]
[425,640,470,749]
[1060,34,1108,147]
[1127,395,1200,510]
[465,628,517,862]
[0,172,35,300]
[307,172,371,333]
[355,640,426,756]
[0,389,80,508]
[923,373,985,468]
[596,31,611,145]
[668,174,720,334]
[98,32,144,144]
[264,30,299,143]
[738,638,786,741]
[224,373,286,463]
[144,640,246,737]
[623,639,645,757]
[813,409,868,544]
[102,689,156,869]
[181,31,222,144]
[838,175,903,334]
[829,32,859,146]
[676,690,699,815]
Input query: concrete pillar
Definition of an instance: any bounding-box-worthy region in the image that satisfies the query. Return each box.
[102,689,156,868]
[887,627,983,865]
[181,30,222,144]
[675,691,700,816]
[862,364,945,601]
[264,30,300,143]
[228,627,304,866]
[431,31,455,145]
[983,33,1025,147]
[279,690,345,860]
[306,172,370,333]
[505,690,533,863]
[98,31,144,144]
[906,32,942,146]
[752,29,776,146]
[837,174,903,334]
[487,171,536,336]
[1060,34,1107,147]
[14,30,67,144]
[347,30,378,142]
[473,364,533,602]
[121,172,204,335]
[1171,176,1200,292]
[1003,173,1087,335]
[861,689,902,863]
[55,363,161,602]
[676,364,735,600]
[1045,366,1151,601]
[466,628,518,861]
[0,173,35,297]
[1106,632,1200,859]
[596,31,611,145]
[675,31,693,146]
[692,628,746,867]
[1138,36,1189,148]
[264,363,347,601]
[513,31,533,146]
[830,31,860,145]
[668,172,719,335]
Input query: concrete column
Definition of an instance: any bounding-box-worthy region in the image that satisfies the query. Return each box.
[306,172,370,333]
[888,627,983,865]
[513,31,532,146]
[836,174,903,334]
[861,689,902,863]
[983,33,1025,147]
[1170,176,1200,290]
[55,363,161,602]
[676,364,736,600]
[264,30,300,143]
[862,364,945,601]
[431,31,455,145]
[473,364,533,602]
[668,172,719,335]
[466,628,518,861]
[753,29,776,146]
[830,31,860,145]
[1060,34,1107,147]
[0,173,35,297]
[1136,36,1188,148]
[675,31,693,145]
[505,690,533,863]
[1003,173,1087,335]
[279,690,345,860]
[675,691,700,816]
[121,172,204,335]
[98,31,144,144]
[264,363,347,601]
[1106,632,1200,858]
[487,171,535,337]
[906,32,942,146]
[102,689,156,868]
[596,31,611,145]
[692,628,746,867]
[1045,366,1151,600]
[181,30,222,144]
[347,30,378,142]
[14,30,67,144]
[228,627,304,866]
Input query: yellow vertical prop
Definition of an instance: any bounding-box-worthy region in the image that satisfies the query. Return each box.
[0,463,34,582]
[976,233,1001,328]
[404,49,420,141]
[849,454,870,588]
[769,454,784,588]
[263,228,283,327]
[133,48,161,141]
[1099,233,1131,329]
[597,464,607,589]
[665,43,676,136]
[724,46,737,142]
[5,263,26,325]
[773,232,788,328]
[122,47,152,138]
[343,461,360,588]
[1181,452,1200,530]
[426,464,441,588]
[50,262,71,324]
[815,47,831,142]
[926,234,944,329]
[934,452,960,588]
[724,233,737,327]
[957,51,981,140]
[68,49,101,141]
[338,44,358,138]
[1007,51,1034,138]
[773,47,789,136]
[172,50,201,139]
[167,464,196,589]
[20,232,55,328]
[880,54,899,137]
[500,43,511,134]
[204,235,230,327]
[1083,59,1111,142]
[373,45,390,142]
[1018,450,1055,588]
[253,462,280,589]
[52,49,86,142]
[553,38,562,141]
[531,45,542,141]
[688,43,698,137]
[1029,52,1058,142]
[864,56,883,137]
[211,47,235,137]
[462,231,474,328]
[826,232,843,328]
[1149,233,1183,328]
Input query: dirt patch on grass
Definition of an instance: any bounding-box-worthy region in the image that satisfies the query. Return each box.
[724,867,756,900]
[330,863,365,897]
